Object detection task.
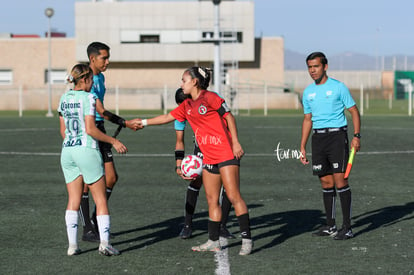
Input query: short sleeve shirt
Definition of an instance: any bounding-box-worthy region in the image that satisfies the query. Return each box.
[58,89,99,149]
[174,120,186,131]
[302,77,356,129]
[90,73,105,122]
[173,91,223,131]
[170,90,233,164]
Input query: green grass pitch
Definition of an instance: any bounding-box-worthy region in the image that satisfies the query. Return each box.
[0,111,413,274]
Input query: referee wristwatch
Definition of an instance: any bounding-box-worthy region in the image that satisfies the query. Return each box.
[353,133,361,138]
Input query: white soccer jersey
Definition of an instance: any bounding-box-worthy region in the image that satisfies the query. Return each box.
[58,89,98,149]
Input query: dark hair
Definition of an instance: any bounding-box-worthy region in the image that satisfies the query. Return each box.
[68,63,92,85]
[87,42,110,60]
[175,88,188,105]
[185,66,212,89]
[306,52,328,65]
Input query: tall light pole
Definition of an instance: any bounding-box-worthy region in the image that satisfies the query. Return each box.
[45,7,54,117]
[375,27,380,71]
[212,0,221,92]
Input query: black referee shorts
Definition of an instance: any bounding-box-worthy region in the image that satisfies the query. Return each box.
[311,129,349,176]
[96,121,114,163]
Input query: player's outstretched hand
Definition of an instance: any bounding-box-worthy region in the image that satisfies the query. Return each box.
[300,149,309,165]
[126,118,144,131]
[134,118,147,129]
[112,139,128,154]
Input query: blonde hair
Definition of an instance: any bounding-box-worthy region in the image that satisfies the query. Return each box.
[67,63,92,85]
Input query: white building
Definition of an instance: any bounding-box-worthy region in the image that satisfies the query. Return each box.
[0,0,293,111]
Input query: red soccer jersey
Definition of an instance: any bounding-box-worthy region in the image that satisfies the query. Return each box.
[170,90,234,164]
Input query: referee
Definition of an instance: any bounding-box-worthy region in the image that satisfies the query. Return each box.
[300,52,361,240]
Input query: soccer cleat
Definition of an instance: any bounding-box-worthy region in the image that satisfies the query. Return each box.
[192,239,221,252]
[67,246,81,256]
[82,230,100,242]
[99,244,121,256]
[333,227,354,240]
[219,225,235,239]
[239,238,253,256]
[179,225,192,239]
[312,225,338,237]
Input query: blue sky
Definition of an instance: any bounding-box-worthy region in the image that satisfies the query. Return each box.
[1,0,413,56]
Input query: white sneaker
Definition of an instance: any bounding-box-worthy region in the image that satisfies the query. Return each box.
[67,245,81,256]
[239,239,253,256]
[99,244,120,256]
[192,239,221,252]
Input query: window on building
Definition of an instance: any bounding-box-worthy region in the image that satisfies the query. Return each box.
[120,30,241,44]
[0,70,13,85]
[140,35,160,43]
[45,69,67,84]
[201,31,243,43]
[222,31,243,43]
[202,32,214,40]
[120,30,161,43]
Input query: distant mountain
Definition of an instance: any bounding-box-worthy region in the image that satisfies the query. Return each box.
[284,49,414,71]
[284,50,306,70]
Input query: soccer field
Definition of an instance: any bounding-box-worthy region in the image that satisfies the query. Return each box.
[1,112,413,274]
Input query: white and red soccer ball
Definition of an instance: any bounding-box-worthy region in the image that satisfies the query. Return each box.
[181,155,203,178]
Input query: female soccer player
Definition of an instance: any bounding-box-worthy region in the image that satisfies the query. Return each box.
[58,63,126,256]
[139,67,253,255]
[174,88,234,240]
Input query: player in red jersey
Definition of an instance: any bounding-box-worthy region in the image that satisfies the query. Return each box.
[174,88,235,240]
[138,67,253,255]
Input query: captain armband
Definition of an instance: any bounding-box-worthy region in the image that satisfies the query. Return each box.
[175,150,185,160]
[217,101,231,116]
[103,110,126,128]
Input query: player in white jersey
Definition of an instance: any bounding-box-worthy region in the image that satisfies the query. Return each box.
[58,63,127,256]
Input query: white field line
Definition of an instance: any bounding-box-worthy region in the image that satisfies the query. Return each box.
[215,238,230,275]
[0,128,55,132]
[0,150,414,157]
[250,126,414,131]
[0,150,414,158]
[0,127,171,132]
[2,126,414,132]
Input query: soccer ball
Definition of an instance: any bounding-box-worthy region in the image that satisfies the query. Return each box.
[181,155,203,178]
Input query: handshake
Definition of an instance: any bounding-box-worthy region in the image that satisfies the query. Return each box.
[117,87,183,132]
[120,113,172,133]
[124,118,146,131]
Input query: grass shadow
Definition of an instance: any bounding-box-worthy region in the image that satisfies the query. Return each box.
[111,204,324,254]
[226,209,324,253]
[111,204,264,253]
[352,202,414,236]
